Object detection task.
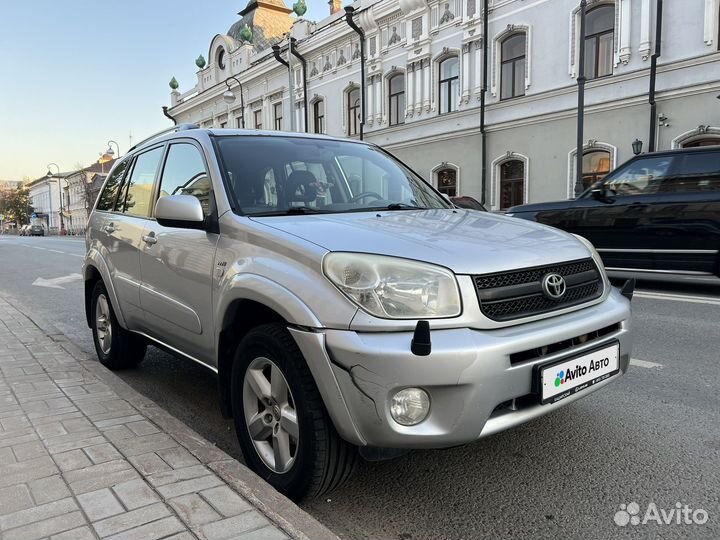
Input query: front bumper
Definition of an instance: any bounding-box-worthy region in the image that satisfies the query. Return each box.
[292,288,632,449]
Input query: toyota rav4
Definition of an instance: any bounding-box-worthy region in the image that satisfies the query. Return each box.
[83,125,634,500]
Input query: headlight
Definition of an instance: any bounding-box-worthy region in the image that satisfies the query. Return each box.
[323,253,461,319]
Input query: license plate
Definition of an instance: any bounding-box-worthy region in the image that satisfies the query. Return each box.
[539,343,620,404]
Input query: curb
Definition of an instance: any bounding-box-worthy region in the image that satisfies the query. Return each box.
[1,292,338,540]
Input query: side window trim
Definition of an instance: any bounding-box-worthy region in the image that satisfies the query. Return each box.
[114,157,136,213]
[154,139,212,215]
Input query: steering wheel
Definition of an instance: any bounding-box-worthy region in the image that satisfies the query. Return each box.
[349,191,383,204]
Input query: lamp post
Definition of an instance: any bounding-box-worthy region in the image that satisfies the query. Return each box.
[223,76,245,128]
[46,163,64,233]
[105,140,120,160]
[632,139,644,155]
[574,0,587,198]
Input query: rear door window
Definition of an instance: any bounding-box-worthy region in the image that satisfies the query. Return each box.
[119,147,164,217]
[659,151,720,192]
[95,159,129,211]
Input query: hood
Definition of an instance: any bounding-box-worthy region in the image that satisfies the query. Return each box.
[507,199,594,213]
[252,209,591,275]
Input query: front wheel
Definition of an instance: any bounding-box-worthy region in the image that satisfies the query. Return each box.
[231,323,357,500]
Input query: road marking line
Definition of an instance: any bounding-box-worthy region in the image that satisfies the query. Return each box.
[630,358,663,369]
[32,273,83,289]
[634,291,720,306]
[47,249,65,254]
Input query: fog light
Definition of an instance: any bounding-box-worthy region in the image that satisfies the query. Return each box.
[390,388,430,426]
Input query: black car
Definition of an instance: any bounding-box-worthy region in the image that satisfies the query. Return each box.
[507,146,720,280]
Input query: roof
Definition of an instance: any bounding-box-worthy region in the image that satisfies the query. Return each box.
[227,0,293,53]
[25,171,75,188]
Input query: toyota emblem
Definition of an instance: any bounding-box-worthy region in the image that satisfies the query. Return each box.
[542,273,566,300]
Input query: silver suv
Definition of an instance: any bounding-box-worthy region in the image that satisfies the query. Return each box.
[84,125,634,500]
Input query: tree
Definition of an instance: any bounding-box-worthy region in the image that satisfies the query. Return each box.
[0,187,34,226]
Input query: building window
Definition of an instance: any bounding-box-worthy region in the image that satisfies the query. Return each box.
[388,74,405,126]
[500,33,526,100]
[499,160,525,210]
[217,49,226,70]
[585,4,615,80]
[313,100,325,134]
[436,168,457,196]
[236,116,243,129]
[347,88,360,136]
[682,138,720,148]
[254,110,262,130]
[220,122,227,129]
[273,103,283,131]
[439,57,459,114]
[582,150,612,189]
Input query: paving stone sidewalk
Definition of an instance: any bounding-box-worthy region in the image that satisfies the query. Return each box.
[0,296,337,540]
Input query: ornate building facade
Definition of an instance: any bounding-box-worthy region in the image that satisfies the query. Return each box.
[167,0,720,210]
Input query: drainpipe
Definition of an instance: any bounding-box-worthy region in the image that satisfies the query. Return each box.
[290,38,309,133]
[480,0,489,205]
[648,0,663,152]
[574,0,587,198]
[272,44,296,132]
[345,6,366,141]
[162,106,177,125]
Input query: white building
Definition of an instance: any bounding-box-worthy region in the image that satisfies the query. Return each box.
[64,160,114,234]
[26,173,71,232]
[167,0,720,211]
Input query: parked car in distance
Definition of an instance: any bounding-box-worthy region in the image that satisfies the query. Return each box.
[30,224,45,236]
[450,195,487,211]
[84,125,634,500]
[507,146,720,282]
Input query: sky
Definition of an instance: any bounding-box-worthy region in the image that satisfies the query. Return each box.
[0,1,329,181]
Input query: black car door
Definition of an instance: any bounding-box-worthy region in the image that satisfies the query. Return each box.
[643,150,720,274]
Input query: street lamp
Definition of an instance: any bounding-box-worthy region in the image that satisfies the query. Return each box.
[46,163,64,233]
[104,140,120,159]
[632,139,644,155]
[223,76,245,128]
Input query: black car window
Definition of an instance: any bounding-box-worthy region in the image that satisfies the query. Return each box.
[157,143,212,217]
[658,151,720,193]
[603,156,674,196]
[120,147,163,217]
[95,160,129,211]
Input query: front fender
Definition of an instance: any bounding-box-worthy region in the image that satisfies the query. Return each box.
[83,248,127,329]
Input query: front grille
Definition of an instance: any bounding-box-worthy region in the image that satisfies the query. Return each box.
[509,323,621,365]
[473,259,603,322]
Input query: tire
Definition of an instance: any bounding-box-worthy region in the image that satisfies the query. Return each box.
[90,281,146,370]
[231,323,357,500]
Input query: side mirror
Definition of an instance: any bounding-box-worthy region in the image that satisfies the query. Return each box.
[590,187,606,200]
[155,195,205,230]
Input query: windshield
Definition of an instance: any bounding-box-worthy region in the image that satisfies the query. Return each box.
[215,136,450,216]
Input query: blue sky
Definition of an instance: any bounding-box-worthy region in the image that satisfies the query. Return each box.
[0,1,329,181]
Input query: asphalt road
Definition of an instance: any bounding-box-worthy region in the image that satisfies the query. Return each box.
[1,235,719,539]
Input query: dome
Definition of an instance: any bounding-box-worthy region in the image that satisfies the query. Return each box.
[227,0,293,53]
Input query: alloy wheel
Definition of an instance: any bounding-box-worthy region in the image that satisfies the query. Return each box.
[95,294,112,354]
[242,356,299,473]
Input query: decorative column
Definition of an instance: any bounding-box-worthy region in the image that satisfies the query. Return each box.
[375,75,382,124]
[462,43,471,103]
[618,0,632,64]
[295,102,302,132]
[367,76,375,126]
[414,60,422,114]
[474,40,483,98]
[406,64,415,117]
[639,0,652,60]
[423,59,431,111]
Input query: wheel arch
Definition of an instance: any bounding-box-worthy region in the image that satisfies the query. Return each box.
[83,251,127,329]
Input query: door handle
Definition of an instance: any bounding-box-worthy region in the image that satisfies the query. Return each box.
[102,223,115,234]
[142,234,157,245]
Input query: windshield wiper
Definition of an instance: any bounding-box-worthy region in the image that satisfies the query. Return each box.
[251,206,327,216]
[383,203,429,211]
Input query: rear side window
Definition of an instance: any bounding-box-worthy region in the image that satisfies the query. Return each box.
[95,160,129,211]
[157,143,212,216]
[119,147,163,217]
[660,151,720,193]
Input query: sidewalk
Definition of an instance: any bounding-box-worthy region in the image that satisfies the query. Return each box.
[0,295,337,540]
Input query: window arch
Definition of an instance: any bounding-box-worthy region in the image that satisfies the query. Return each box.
[683,138,720,148]
[346,87,360,136]
[585,4,615,79]
[312,99,325,134]
[388,73,405,126]
[567,142,616,197]
[433,164,459,196]
[438,56,459,114]
[500,33,526,100]
[672,126,720,148]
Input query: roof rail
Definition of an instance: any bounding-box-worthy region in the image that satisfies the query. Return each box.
[128,123,200,153]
